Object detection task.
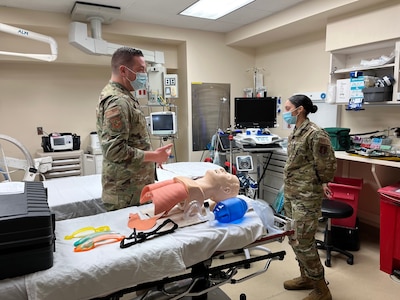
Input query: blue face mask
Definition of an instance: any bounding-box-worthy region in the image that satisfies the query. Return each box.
[283,108,298,124]
[130,72,147,90]
[125,66,148,90]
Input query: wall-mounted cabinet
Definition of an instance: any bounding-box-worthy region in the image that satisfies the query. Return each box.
[329,39,400,105]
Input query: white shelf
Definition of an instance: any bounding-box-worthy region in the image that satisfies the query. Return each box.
[36,150,83,179]
[332,63,395,74]
[329,39,400,104]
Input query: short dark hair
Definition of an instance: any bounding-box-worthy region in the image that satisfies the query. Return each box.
[111,47,144,73]
[288,94,318,115]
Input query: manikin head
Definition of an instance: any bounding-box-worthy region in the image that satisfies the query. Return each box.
[200,168,240,201]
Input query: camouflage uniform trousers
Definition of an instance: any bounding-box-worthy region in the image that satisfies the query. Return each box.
[102,183,145,211]
[284,195,325,281]
[101,161,155,211]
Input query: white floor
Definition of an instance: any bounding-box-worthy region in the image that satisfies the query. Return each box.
[218,223,400,300]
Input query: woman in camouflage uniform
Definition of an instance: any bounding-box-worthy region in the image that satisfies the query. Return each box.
[282,94,336,300]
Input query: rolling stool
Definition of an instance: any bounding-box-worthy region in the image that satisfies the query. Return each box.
[316,198,354,267]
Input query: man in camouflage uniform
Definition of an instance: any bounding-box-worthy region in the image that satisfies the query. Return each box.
[97,47,173,211]
[282,94,336,300]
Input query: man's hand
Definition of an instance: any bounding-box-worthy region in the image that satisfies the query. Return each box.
[144,143,173,166]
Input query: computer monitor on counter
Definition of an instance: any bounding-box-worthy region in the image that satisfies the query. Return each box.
[234,97,277,129]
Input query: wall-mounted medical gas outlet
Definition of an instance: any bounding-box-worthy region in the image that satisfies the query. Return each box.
[147,65,165,105]
[148,91,161,105]
[295,91,327,102]
[164,74,178,98]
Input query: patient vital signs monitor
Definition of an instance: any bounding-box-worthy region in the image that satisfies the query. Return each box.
[150,111,177,136]
[234,97,277,129]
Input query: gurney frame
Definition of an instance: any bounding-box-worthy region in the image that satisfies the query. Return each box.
[94,213,294,300]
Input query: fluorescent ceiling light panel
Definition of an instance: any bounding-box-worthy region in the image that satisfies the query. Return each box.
[180,0,255,20]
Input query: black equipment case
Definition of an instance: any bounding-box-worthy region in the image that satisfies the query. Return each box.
[0,182,55,280]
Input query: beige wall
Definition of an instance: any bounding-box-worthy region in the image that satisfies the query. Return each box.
[255,30,331,138]
[0,63,108,153]
[326,1,400,51]
[0,7,255,163]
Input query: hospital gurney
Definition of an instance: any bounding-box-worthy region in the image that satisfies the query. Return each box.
[0,198,294,300]
[45,162,222,221]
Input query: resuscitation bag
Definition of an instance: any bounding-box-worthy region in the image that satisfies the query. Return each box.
[213,197,248,223]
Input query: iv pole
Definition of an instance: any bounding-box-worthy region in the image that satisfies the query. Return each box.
[247,67,265,97]
[220,97,234,174]
[212,97,231,171]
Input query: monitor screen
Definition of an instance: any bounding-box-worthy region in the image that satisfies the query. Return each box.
[234,97,277,129]
[150,111,177,136]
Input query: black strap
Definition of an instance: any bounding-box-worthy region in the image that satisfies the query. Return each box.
[120,218,178,249]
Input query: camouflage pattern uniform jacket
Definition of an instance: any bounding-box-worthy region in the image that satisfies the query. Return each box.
[284,118,336,220]
[96,81,155,210]
[283,118,336,280]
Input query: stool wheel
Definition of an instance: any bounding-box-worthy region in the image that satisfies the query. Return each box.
[347,257,354,265]
[325,260,331,267]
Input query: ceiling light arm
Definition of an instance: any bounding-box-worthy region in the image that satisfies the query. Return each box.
[0,23,58,62]
[69,21,165,64]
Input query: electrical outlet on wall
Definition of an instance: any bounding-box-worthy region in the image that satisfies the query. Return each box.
[37,127,43,135]
[164,74,178,98]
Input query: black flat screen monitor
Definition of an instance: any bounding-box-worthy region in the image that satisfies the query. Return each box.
[234,97,277,129]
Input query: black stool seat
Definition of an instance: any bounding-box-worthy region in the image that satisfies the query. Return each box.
[316,198,354,267]
[321,198,353,219]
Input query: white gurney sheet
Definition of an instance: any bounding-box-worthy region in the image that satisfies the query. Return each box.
[0,202,265,300]
[44,174,105,220]
[46,162,221,221]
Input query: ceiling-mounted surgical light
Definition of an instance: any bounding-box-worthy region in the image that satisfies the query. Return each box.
[0,23,57,62]
[70,1,121,25]
[179,0,255,20]
[68,1,164,64]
